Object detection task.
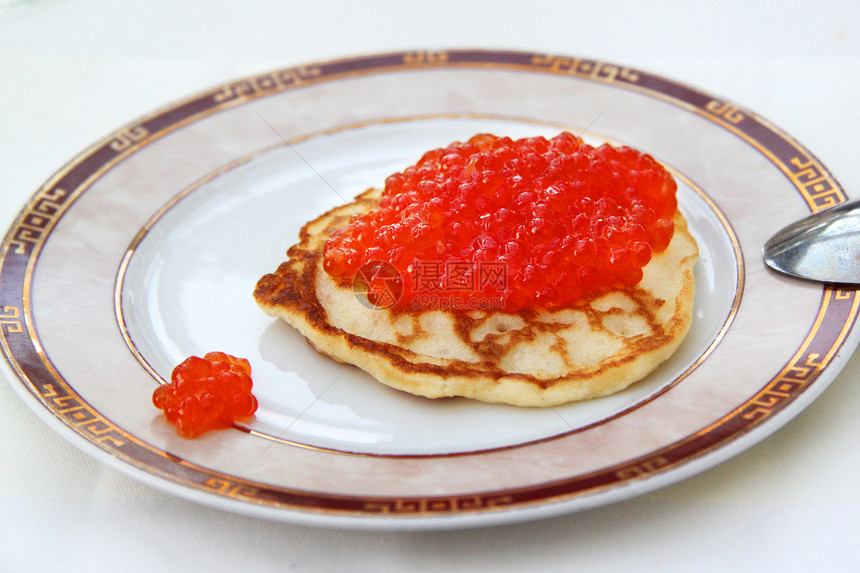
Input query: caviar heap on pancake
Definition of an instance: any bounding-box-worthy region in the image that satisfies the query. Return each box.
[253,132,698,407]
[323,132,677,311]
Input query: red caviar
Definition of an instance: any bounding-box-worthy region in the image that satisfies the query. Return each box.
[152,352,258,438]
[323,132,677,311]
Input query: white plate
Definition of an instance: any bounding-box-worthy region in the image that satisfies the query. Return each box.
[1,50,856,530]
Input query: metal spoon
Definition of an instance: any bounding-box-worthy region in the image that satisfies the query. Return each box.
[762,198,860,285]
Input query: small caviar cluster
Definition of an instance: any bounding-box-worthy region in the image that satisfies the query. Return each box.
[323,132,677,311]
[152,352,258,438]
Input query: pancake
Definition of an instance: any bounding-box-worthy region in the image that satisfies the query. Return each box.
[253,187,699,407]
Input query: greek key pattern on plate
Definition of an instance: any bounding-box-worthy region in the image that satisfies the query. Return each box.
[738,353,823,423]
[213,66,322,104]
[615,456,670,480]
[364,494,514,514]
[109,126,150,152]
[787,156,841,211]
[739,289,859,422]
[9,187,68,256]
[202,477,260,499]
[705,100,745,124]
[39,383,126,447]
[403,50,448,65]
[531,55,640,83]
[0,306,23,335]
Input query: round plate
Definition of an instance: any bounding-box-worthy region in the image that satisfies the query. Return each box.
[1,50,856,530]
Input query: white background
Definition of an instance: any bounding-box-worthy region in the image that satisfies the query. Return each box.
[2,1,859,571]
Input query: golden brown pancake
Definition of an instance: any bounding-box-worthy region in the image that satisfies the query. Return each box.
[253,187,698,407]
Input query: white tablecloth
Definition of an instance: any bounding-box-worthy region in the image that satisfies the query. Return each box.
[2,1,859,570]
